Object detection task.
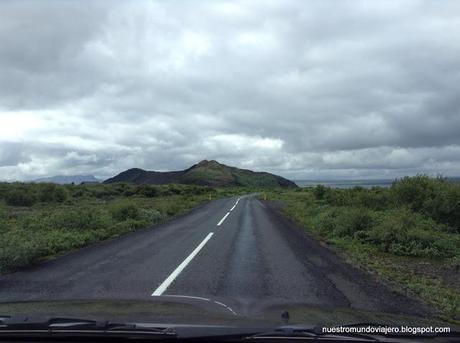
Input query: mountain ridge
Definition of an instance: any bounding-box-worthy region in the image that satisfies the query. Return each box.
[104,160,297,188]
[33,174,100,184]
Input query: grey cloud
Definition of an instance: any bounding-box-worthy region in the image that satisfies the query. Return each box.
[0,0,108,109]
[0,0,460,180]
[0,142,30,167]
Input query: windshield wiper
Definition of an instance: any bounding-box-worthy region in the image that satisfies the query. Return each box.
[245,323,460,342]
[0,315,176,339]
[1,317,458,342]
[245,325,379,342]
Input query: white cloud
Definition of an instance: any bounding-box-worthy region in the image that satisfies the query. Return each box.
[0,0,460,180]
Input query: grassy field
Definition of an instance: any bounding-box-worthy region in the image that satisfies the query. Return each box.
[263,175,460,322]
[0,182,246,274]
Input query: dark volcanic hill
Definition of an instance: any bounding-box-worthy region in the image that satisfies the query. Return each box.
[104,160,297,188]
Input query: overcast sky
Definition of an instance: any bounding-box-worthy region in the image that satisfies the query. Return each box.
[1,0,460,181]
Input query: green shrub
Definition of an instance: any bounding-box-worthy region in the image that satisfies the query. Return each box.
[92,187,114,199]
[269,181,460,320]
[324,188,354,206]
[363,209,457,258]
[0,230,44,273]
[136,185,159,198]
[312,207,341,235]
[72,188,86,197]
[108,219,142,235]
[390,176,460,231]
[37,184,68,203]
[163,184,183,196]
[451,256,460,271]
[354,188,393,210]
[313,207,377,238]
[339,207,376,237]
[109,201,140,221]
[122,189,136,196]
[316,186,394,210]
[391,175,436,212]
[139,208,163,223]
[112,183,135,196]
[190,185,213,195]
[313,185,327,200]
[5,189,36,206]
[165,203,182,216]
[47,208,111,231]
[0,182,218,273]
[0,207,8,220]
[422,183,460,232]
[302,198,459,259]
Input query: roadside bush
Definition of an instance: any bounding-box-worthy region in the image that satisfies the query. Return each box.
[5,189,36,206]
[46,208,111,231]
[451,256,460,271]
[311,207,342,236]
[0,206,8,219]
[165,202,182,216]
[390,175,460,231]
[307,202,459,258]
[363,209,458,258]
[72,188,86,197]
[162,184,183,196]
[339,207,377,237]
[313,185,327,200]
[183,185,212,196]
[324,189,354,206]
[139,208,163,224]
[92,187,115,199]
[0,182,218,273]
[0,215,9,233]
[354,188,393,210]
[37,184,68,203]
[313,207,377,238]
[111,183,136,196]
[136,185,158,198]
[0,230,43,273]
[422,183,460,232]
[315,186,394,210]
[0,225,109,273]
[391,175,436,212]
[113,218,148,232]
[109,201,140,221]
[122,189,136,197]
[270,179,460,320]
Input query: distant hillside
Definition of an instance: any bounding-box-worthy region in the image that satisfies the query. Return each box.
[33,175,100,184]
[104,160,297,188]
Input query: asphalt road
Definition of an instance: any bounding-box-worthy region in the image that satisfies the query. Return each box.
[0,194,428,316]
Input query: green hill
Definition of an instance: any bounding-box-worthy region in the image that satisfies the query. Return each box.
[104,160,297,188]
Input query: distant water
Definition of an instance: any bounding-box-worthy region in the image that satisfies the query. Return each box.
[294,179,394,189]
[294,177,460,189]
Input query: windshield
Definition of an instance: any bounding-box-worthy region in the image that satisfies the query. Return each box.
[0,0,459,340]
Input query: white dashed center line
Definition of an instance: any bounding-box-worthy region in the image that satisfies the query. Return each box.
[217,212,230,226]
[151,232,214,296]
[152,197,243,296]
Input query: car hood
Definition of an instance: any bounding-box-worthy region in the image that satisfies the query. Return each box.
[0,296,456,329]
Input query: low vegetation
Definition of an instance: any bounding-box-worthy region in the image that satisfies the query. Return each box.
[264,175,460,321]
[0,182,244,273]
[2,175,459,321]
